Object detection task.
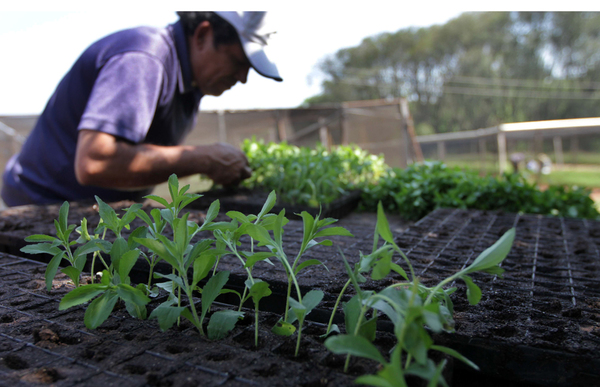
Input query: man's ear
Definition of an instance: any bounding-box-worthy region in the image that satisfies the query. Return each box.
[192,20,213,50]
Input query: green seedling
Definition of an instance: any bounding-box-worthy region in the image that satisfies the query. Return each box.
[325,201,516,386]
[20,197,143,291]
[20,201,91,290]
[322,242,406,337]
[246,202,353,357]
[134,174,241,338]
[44,196,151,328]
[360,160,599,221]
[211,191,282,346]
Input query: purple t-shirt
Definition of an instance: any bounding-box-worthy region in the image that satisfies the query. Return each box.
[1,20,202,207]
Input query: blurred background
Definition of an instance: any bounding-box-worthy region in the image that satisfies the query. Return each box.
[1,4,600,205]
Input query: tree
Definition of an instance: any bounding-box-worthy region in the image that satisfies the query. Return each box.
[305,12,600,132]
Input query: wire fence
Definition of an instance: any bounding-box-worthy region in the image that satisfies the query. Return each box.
[2,108,600,209]
[0,99,411,207]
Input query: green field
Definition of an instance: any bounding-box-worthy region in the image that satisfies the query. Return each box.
[536,168,600,189]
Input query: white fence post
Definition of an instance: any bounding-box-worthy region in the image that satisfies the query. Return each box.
[497,131,507,174]
[553,136,564,166]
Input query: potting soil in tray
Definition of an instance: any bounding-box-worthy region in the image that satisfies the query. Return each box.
[396,208,600,387]
[2,200,600,386]
[0,254,389,386]
[187,187,362,220]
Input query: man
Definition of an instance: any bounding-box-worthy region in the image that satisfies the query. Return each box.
[1,11,282,207]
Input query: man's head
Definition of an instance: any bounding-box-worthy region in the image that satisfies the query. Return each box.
[177,11,282,96]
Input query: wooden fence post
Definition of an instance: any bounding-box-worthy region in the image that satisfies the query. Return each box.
[217,110,227,142]
[498,131,507,174]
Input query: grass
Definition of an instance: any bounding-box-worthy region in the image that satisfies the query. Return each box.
[537,169,600,189]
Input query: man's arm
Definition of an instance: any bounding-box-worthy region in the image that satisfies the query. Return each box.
[74,129,251,189]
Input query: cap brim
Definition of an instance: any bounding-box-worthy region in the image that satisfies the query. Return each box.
[241,39,283,82]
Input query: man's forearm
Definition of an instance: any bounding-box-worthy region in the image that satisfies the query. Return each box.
[74,130,250,189]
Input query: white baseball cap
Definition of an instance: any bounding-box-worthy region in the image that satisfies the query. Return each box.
[215,11,282,82]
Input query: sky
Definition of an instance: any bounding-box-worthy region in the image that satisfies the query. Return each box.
[1,1,597,116]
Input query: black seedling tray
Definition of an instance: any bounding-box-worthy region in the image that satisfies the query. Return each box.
[189,187,362,220]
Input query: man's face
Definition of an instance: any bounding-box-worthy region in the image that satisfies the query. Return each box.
[189,22,251,96]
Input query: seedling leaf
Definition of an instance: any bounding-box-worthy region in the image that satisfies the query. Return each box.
[58,201,69,234]
[257,191,277,219]
[272,320,296,336]
[60,266,81,285]
[59,284,106,310]
[371,251,393,280]
[325,334,387,364]
[294,259,327,275]
[243,251,276,268]
[301,289,324,315]
[144,194,170,208]
[201,271,230,317]
[204,200,220,224]
[314,226,354,238]
[246,224,274,246]
[20,242,61,255]
[24,234,59,243]
[95,196,120,233]
[226,211,250,224]
[84,290,119,329]
[249,280,272,303]
[135,238,179,269]
[431,345,479,370]
[465,228,515,274]
[376,201,395,244]
[73,240,102,258]
[192,251,218,287]
[116,283,150,307]
[149,305,186,332]
[45,251,65,291]
[461,275,482,305]
[208,310,244,340]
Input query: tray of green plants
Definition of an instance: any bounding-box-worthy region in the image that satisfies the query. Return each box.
[189,138,388,219]
[200,139,599,222]
[359,160,600,221]
[16,174,521,386]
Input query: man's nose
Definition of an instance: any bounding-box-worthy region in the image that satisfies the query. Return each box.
[237,65,250,84]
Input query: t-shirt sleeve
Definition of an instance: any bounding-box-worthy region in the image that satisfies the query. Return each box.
[77,52,165,144]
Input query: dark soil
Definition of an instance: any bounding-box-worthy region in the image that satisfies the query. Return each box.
[0,257,390,386]
[1,200,600,386]
[186,187,362,221]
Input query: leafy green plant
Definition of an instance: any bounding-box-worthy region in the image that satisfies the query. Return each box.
[360,160,600,220]
[325,202,516,386]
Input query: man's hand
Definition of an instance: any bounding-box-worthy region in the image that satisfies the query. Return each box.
[204,142,252,187]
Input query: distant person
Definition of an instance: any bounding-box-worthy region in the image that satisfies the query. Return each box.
[509,152,526,173]
[1,12,282,207]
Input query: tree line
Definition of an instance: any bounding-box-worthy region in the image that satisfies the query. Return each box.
[304,12,600,134]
